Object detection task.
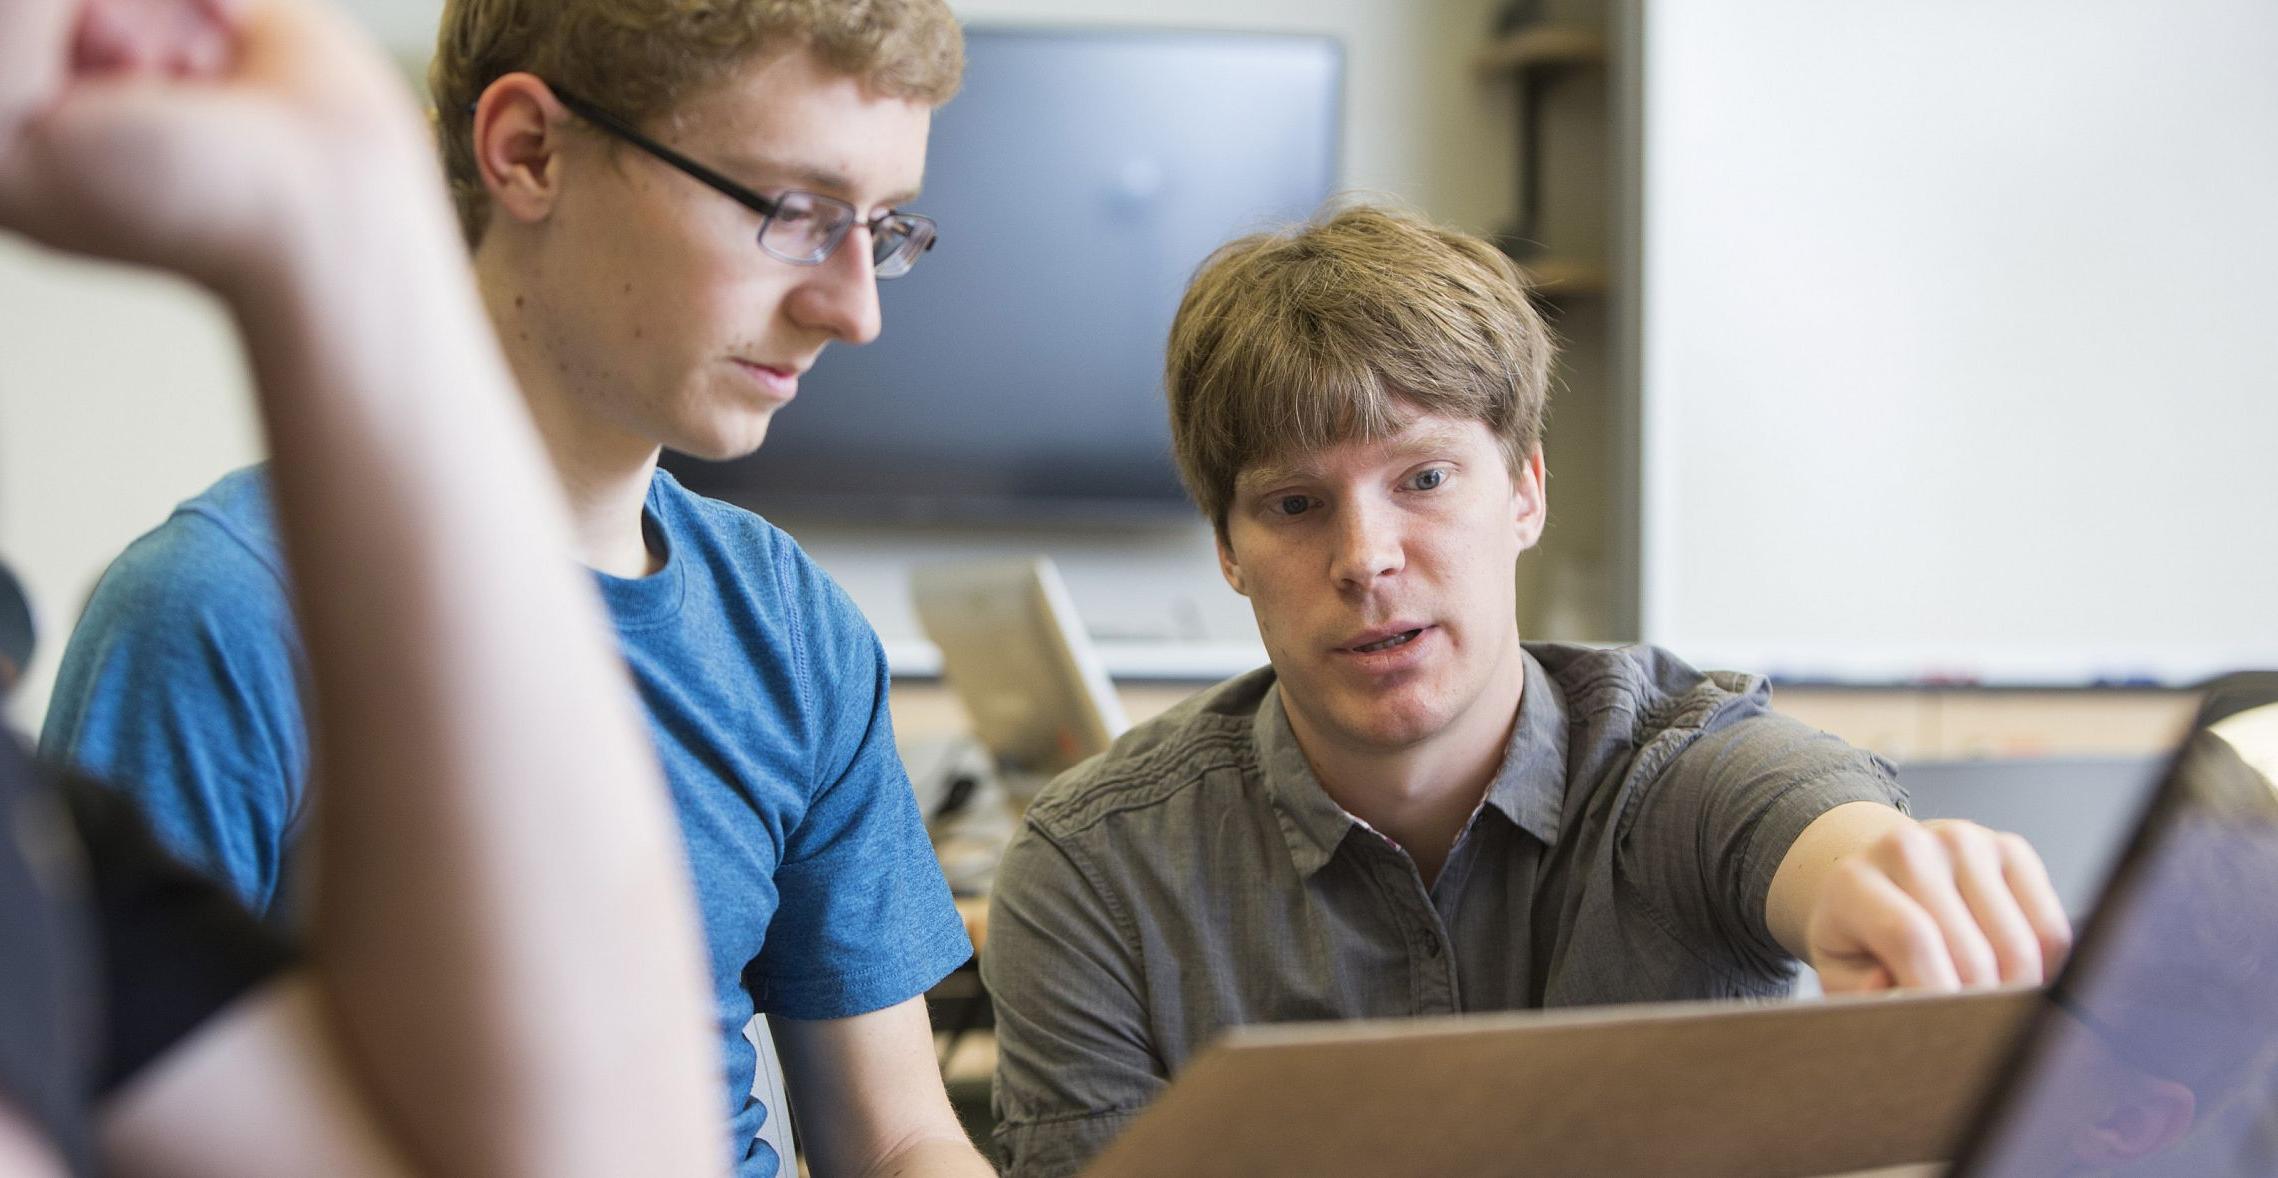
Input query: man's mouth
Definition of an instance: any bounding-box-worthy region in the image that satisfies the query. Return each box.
[1349,628,1425,654]
[733,359,803,398]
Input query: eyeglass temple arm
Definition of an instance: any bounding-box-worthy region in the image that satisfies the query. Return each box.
[547,87,785,222]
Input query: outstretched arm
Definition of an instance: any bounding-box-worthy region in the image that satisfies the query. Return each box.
[0,2,720,1175]
[1768,801,2073,993]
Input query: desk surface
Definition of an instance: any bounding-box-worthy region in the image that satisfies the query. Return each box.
[954,895,988,949]
[892,678,2198,763]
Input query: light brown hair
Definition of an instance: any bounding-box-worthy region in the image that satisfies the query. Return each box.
[1165,203,1554,536]
[429,0,965,245]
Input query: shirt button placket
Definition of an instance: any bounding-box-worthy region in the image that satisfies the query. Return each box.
[1372,845,1459,1015]
[1397,869,1457,1014]
[1416,919,1458,1013]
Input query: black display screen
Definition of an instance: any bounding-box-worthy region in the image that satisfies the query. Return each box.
[667,27,1342,523]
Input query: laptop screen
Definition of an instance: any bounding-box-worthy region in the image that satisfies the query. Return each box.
[1953,681,2278,1176]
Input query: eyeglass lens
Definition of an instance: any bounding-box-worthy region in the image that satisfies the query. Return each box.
[756,191,932,278]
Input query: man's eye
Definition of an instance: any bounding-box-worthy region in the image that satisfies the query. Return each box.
[1274,495,1313,517]
[1411,469,1447,491]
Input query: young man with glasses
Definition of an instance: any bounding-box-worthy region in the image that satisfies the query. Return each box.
[39,3,992,1176]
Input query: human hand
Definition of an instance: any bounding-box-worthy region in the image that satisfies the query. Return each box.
[1807,818,2074,993]
[70,0,239,79]
[0,0,432,294]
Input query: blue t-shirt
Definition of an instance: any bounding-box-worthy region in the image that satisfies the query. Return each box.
[39,466,972,1177]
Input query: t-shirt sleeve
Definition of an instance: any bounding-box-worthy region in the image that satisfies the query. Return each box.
[62,775,295,1093]
[1624,710,1908,980]
[37,514,307,913]
[748,566,970,1020]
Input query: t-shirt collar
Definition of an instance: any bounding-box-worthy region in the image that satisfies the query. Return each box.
[590,469,687,629]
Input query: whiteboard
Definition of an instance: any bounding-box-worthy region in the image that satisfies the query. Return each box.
[1638,0,2278,685]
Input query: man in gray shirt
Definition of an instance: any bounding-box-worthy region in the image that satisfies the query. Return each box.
[981,204,2075,1177]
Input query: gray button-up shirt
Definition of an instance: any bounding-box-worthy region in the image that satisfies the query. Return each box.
[981,643,1905,1177]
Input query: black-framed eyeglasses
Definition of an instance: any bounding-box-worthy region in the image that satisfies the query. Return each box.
[549,86,937,279]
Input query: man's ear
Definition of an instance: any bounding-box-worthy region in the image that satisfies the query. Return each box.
[1512,446,1548,551]
[1216,529,1247,597]
[471,72,571,228]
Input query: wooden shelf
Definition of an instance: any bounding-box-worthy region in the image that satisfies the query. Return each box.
[1517,256,1608,298]
[1474,25,1607,76]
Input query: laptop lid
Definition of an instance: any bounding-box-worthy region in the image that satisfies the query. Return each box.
[1079,987,2038,1178]
[1950,674,2278,1176]
[910,556,1129,790]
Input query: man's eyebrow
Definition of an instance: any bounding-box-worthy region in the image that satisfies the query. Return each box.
[714,153,922,208]
[1237,460,1317,492]
[1387,424,1475,458]
[1236,427,1476,492]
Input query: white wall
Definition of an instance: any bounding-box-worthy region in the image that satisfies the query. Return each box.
[0,244,262,731]
[0,0,1513,728]
[1638,0,2278,685]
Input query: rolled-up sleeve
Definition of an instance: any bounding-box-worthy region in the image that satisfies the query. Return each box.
[983,819,1163,1178]
[1624,712,1907,979]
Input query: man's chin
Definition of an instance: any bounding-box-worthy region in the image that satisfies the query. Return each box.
[1316,691,1457,754]
[671,421,775,464]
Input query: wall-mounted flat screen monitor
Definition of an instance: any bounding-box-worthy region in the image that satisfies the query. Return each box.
[665,26,1343,523]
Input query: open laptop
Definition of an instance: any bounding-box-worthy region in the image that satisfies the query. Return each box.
[1945,673,2278,1176]
[1077,675,2278,1177]
[909,556,1128,799]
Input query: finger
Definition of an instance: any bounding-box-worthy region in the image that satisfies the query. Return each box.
[194,0,255,26]
[0,0,75,133]
[209,0,348,98]
[1815,956,1895,996]
[1822,864,1964,992]
[163,4,237,79]
[167,0,254,77]
[1877,823,2003,987]
[1999,831,2074,974]
[0,0,424,279]
[174,24,232,78]
[1938,824,2046,984]
[74,0,237,79]
[72,0,134,71]
[73,0,174,74]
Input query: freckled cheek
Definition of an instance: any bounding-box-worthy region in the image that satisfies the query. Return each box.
[1283,608,1336,657]
[662,247,773,317]
[1239,577,1305,655]
[1246,593,1291,651]
[741,274,811,333]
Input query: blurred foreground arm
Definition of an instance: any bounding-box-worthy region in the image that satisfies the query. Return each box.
[0,2,721,1175]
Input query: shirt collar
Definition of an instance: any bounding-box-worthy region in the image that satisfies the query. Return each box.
[1255,649,1571,879]
[1256,687,1358,878]
[1481,649,1569,849]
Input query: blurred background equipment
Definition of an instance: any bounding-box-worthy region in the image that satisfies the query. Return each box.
[0,558,33,699]
[913,555,1128,797]
[666,26,1340,525]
